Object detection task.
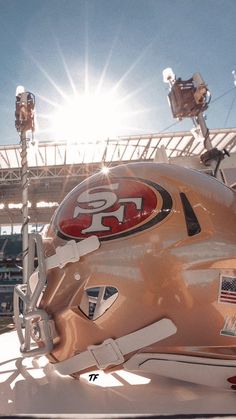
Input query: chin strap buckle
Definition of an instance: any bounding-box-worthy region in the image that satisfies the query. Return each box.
[88,338,125,369]
[56,240,80,268]
[46,236,100,270]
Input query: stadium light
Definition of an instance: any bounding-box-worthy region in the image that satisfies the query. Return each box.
[232,70,236,87]
[8,203,23,209]
[8,202,32,209]
[36,201,59,208]
[162,67,176,85]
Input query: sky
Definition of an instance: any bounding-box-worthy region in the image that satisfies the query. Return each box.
[0,0,236,145]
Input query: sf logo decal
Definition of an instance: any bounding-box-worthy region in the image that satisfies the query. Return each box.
[73,183,142,234]
[56,176,172,241]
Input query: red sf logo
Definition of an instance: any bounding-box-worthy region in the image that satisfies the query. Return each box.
[55,177,172,241]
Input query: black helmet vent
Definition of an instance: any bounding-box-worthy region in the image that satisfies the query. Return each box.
[180,192,201,237]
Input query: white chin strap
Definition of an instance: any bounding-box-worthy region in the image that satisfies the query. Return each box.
[52,322,236,390]
[45,235,100,270]
[124,353,236,390]
[52,318,177,376]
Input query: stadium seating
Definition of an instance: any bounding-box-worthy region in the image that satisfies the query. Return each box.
[0,235,23,316]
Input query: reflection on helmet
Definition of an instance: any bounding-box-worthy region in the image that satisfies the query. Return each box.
[14,162,236,388]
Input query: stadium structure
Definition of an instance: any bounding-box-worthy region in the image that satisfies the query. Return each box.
[0,127,236,315]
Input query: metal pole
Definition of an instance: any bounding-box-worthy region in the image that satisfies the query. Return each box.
[196,112,212,151]
[20,130,29,283]
[15,86,35,284]
[196,112,226,180]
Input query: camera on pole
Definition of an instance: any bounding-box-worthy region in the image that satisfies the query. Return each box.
[163,68,210,119]
[163,68,229,179]
[15,86,35,133]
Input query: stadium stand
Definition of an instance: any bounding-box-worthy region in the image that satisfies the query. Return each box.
[0,235,22,260]
[0,235,22,315]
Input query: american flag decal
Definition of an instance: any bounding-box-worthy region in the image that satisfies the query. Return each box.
[219,276,236,305]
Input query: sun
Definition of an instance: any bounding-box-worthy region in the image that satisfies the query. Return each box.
[30,42,151,142]
[48,89,130,142]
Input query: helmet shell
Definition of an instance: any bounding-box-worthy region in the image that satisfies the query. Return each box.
[41,163,236,370]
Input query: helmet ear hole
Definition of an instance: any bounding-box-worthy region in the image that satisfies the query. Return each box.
[79,286,118,320]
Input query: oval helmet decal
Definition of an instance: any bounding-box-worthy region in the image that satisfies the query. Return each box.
[54,176,173,241]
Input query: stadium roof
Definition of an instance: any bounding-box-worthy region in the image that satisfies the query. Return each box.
[0,127,235,225]
[0,127,236,171]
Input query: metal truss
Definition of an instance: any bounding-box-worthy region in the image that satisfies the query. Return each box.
[0,128,235,176]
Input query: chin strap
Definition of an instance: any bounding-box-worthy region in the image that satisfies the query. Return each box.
[45,235,100,270]
[52,318,177,376]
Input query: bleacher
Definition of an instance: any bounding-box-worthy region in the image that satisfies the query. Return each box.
[0,235,22,261]
[0,235,22,316]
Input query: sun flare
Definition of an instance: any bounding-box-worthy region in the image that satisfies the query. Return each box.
[49,89,131,142]
[31,41,151,142]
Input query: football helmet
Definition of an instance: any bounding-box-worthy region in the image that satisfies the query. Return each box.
[14,162,236,389]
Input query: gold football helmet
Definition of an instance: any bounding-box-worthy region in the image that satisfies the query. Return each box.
[14,162,236,389]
